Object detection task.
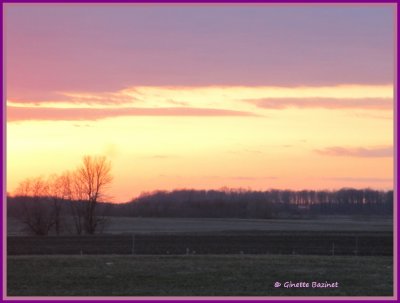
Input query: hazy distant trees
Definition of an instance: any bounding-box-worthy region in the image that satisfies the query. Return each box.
[14,177,54,236]
[67,171,86,235]
[47,174,69,235]
[11,155,112,236]
[119,188,393,218]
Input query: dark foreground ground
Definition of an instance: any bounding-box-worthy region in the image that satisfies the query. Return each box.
[7,255,392,296]
[8,231,393,256]
[8,216,393,236]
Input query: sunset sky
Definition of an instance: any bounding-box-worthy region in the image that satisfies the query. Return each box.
[5,4,395,202]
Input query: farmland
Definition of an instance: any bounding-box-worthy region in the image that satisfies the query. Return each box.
[7,215,393,236]
[7,216,393,256]
[7,255,393,296]
[7,231,393,256]
[7,215,393,297]
[103,215,393,234]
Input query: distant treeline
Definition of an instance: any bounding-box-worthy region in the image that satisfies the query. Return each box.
[8,188,393,221]
[120,188,393,218]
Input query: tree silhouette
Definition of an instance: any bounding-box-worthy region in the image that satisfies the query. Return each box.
[12,155,113,235]
[47,174,68,235]
[14,177,54,236]
[75,155,112,234]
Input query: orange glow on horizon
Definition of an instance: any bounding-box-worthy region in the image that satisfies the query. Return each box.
[7,91,394,202]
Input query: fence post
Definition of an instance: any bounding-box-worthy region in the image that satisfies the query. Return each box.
[132,234,135,255]
[355,236,358,256]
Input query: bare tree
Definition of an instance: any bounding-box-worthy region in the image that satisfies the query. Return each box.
[75,155,112,234]
[14,177,54,236]
[69,170,86,235]
[47,174,67,235]
[46,172,85,235]
[12,155,112,236]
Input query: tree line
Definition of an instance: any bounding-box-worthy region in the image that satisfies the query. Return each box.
[9,155,112,235]
[8,157,393,235]
[116,188,393,218]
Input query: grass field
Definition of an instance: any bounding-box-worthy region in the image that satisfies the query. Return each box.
[103,216,393,234]
[7,232,393,256]
[7,215,393,297]
[7,255,393,296]
[7,215,393,236]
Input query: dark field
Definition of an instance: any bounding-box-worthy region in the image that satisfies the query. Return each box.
[7,216,394,297]
[7,216,393,236]
[7,255,393,296]
[7,231,393,256]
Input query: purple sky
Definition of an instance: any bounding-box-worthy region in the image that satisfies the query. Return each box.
[5,4,394,102]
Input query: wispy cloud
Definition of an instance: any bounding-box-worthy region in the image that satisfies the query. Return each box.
[159,175,277,181]
[322,177,392,183]
[139,155,178,160]
[315,146,393,158]
[202,175,277,181]
[243,149,263,154]
[7,85,393,121]
[348,112,393,120]
[245,98,392,110]
[7,91,137,106]
[59,91,139,105]
[228,176,277,181]
[7,106,256,122]
[8,85,392,107]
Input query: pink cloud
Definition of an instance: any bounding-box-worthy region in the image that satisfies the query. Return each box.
[7,106,256,122]
[8,93,137,105]
[315,146,393,158]
[246,98,392,110]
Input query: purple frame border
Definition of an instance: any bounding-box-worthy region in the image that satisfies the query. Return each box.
[0,1,398,302]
